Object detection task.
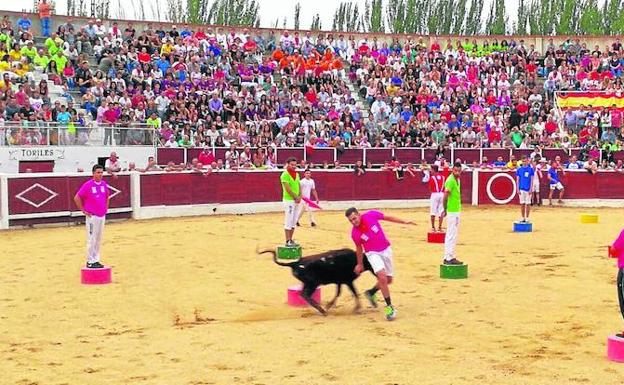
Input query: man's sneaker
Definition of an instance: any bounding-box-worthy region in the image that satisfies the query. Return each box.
[385,305,397,321]
[286,240,300,247]
[311,222,317,227]
[443,258,463,265]
[364,290,378,308]
[86,261,104,269]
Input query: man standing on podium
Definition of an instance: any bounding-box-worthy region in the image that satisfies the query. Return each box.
[74,165,110,269]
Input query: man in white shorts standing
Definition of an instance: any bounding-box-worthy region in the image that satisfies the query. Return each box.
[515,155,535,223]
[547,159,565,205]
[346,207,415,321]
[280,157,301,247]
[424,164,446,232]
[297,169,319,227]
[73,165,110,268]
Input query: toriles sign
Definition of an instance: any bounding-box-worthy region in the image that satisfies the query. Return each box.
[8,148,65,161]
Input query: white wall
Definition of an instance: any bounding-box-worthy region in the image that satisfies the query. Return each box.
[0,146,156,173]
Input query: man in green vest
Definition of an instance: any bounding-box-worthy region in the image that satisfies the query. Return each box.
[281,156,301,247]
[20,41,37,61]
[442,162,463,265]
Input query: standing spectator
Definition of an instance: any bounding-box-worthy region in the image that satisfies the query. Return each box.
[38,0,52,37]
[425,164,446,232]
[442,162,464,266]
[280,157,301,247]
[297,169,319,227]
[516,156,535,223]
[547,160,565,205]
[74,165,109,269]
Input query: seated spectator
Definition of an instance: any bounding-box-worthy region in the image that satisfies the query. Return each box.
[583,157,598,174]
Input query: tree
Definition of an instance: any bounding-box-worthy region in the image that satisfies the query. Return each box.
[311,13,322,31]
[515,0,528,35]
[579,0,603,34]
[464,0,483,35]
[386,0,406,34]
[293,3,301,30]
[486,0,507,35]
[362,0,384,33]
[332,1,361,32]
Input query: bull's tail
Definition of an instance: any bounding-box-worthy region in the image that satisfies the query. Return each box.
[257,248,298,267]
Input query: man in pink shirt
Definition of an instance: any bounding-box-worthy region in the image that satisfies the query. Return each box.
[346,207,415,321]
[610,229,624,323]
[74,165,110,269]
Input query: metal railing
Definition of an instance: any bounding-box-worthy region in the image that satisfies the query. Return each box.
[0,122,156,147]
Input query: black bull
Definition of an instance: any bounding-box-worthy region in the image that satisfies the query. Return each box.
[259,248,374,315]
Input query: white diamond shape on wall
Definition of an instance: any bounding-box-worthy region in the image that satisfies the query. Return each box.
[15,183,59,208]
[108,185,121,200]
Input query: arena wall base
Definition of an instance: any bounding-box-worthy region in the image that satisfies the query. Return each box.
[0,174,8,230]
[134,199,431,220]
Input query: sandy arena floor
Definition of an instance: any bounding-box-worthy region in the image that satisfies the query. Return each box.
[1,206,623,385]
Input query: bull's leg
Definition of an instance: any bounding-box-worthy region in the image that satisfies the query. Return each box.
[346,282,361,313]
[301,283,326,316]
[326,284,342,310]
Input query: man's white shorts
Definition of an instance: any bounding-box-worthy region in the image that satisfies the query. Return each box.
[365,247,394,276]
[519,190,531,204]
[430,192,444,216]
[283,201,298,230]
[550,182,564,191]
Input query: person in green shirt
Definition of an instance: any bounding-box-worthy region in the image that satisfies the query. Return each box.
[510,127,524,148]
[20,42,37,61]
[280,156,301,247]
[52,51,68,73]
[33,49,50,69]
[442,162,463,265]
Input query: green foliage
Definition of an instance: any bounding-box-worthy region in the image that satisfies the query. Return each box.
[332,1,361,31]
[311,13,322,31]
[293,3,301,30]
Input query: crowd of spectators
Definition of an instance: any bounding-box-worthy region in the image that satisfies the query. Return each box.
[0,13,624,169]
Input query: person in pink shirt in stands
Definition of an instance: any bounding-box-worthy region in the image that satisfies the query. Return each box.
[73,165,110,269]
[611,229,624,324]
[346,207,415,321]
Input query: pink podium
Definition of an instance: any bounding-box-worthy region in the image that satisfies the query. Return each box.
[81,266,112,284]
[287,285,321,307]
[607,334,624,362]
[427,232,445,244]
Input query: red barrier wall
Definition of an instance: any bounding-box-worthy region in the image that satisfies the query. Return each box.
[7,175,131,217]
[477,170,624,205]
[139,170,473,206]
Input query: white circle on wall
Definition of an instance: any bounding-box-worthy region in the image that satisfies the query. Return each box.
[486,173,517,205]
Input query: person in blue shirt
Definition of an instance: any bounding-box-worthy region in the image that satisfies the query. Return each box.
[493,156,506,167]
[547,159,565,205]
[400,105,413,122]
[516,155,535,223]
[17,13,32,33]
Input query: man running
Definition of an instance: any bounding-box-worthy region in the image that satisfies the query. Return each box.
[346,207,415,321]
[442,162,463,265]
[297,169,319,227]
[73,165,110,268]
[280,157,301,247]
[547,159,565,205]
[424,164,446,232]
[516,155,535,223]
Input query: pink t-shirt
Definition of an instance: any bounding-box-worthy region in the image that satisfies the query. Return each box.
[612,229,624,268]
[76,179,110,217]
[351,210,391,252]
